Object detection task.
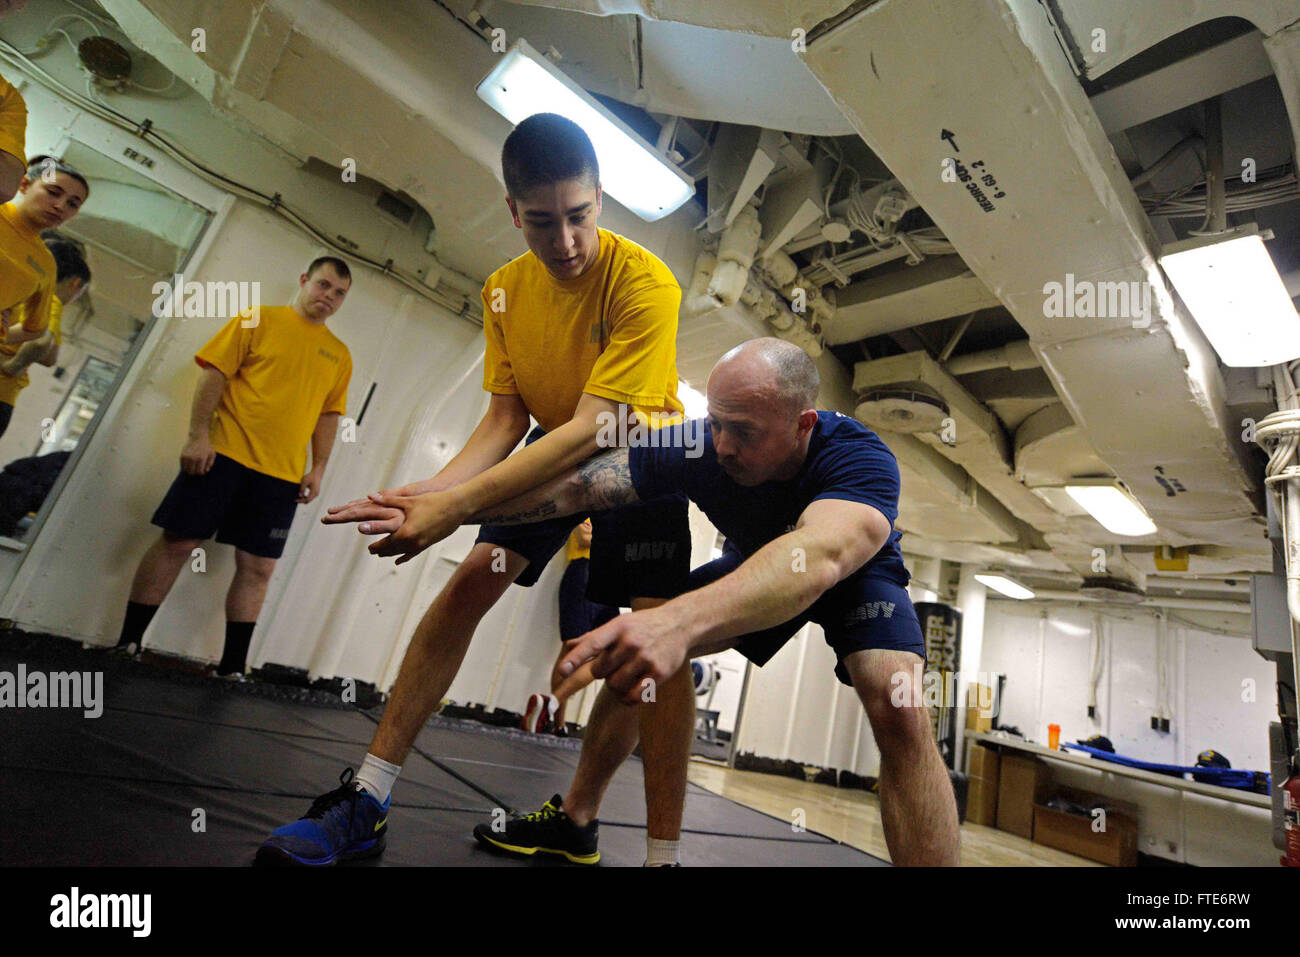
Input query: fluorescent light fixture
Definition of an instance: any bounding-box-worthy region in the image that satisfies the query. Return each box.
[974,573,1035,600]
[1064,478,1157,536]
[677,380,708,419]
[1160,224,1300,367]
[476,40,695,222]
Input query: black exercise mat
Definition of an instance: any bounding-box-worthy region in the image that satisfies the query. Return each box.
[435,755,832,842]
[0,644,888,866]
[0,650,380,745]
[2,771,884,867]
[411,719,832,842]
[0,773,497,866]
[1,704,488,810]
[99,668,381,744]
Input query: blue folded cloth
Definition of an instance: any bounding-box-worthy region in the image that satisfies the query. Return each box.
[1061,743,1266,791]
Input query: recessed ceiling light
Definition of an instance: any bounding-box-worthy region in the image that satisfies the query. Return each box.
[476,40,695,222]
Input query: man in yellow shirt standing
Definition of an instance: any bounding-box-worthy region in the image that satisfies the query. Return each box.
[0,237,90,437]
[258,113,694,867]
[113,258,354,679]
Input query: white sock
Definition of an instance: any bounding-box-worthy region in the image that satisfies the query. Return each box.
[645,837,680,867]
[355,753,401,803]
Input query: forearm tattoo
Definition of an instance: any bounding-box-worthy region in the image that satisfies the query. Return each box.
[472,449,637,526]
[474,499,560,525]
[575,448,638,511]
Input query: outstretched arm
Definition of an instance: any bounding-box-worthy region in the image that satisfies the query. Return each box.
[322,392,532,530]
[469,447,640,525]
[363,447,641,565]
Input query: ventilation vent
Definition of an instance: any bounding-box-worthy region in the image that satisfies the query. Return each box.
[854,388,949,434]
[1079,577,1146,603]
[375,190,417,226]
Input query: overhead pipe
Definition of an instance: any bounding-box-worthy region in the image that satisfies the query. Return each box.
[1199,98,1228,235]
[754,248,836,329]
[1255,365,1300,717]
[945,340,1039,376]
[995,587,1249,615]
[938,311,976,363]
[706,203,762,307]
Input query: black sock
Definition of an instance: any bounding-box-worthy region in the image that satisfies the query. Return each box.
[117,601,160,649]
[217,620,256,675]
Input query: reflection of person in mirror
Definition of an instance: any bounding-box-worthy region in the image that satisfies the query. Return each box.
[0,237,90,439]
[0,157,87,386]
[112,258,354,680]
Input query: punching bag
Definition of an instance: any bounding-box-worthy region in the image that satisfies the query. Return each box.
[915,602,963,769]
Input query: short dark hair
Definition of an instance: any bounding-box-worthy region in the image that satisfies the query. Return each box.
[26,155,90,198]
[501,113,599,200]
[306,256,351,282]
[45,237,90,285]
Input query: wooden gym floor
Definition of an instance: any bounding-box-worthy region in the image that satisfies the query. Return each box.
[686,759,1102,866]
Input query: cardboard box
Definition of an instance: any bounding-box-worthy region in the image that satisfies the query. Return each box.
[965,682,993,732]
[996,753,1048,839]
[1032,787,1139,866]
[966,743,999,826]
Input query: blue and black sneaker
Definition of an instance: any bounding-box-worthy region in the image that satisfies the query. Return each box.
[472,794,599,865]
[255,768,389,866]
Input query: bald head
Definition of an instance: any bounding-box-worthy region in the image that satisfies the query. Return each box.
[703,339,820,485]
[711,337,820,416]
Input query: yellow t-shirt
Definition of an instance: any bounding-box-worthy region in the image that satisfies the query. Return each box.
[195,305,352,484]
[565,522,591,562]
[0,74,26,165]
[481,227,682,432]
[0,296,60,406]
[0,202,55,332]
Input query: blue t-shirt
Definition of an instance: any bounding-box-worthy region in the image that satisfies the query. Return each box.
[628,411,910,586]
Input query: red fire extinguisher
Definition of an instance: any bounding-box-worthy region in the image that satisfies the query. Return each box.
[1284,770,1300,867]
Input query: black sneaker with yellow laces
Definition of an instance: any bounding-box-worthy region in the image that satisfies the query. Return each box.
[472,794,599,865]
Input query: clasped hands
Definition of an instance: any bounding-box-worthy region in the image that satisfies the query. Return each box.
[322,480,696,702]
[321,482,465,565]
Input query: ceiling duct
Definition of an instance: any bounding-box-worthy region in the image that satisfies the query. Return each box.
[825,255,1003,344]
[853,350,1066,535]
[799,0,1267,564]
[1014,403,1110,489]
[856,389,949,434]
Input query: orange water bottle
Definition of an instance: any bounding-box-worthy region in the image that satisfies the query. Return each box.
[1048,724,1060,750]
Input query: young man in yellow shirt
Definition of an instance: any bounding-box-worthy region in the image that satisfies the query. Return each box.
[113,258,354,678]
[0,237,90,437]
[0,157,87,356]
[258,112,695,867]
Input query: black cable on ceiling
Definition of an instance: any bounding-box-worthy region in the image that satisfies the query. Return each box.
[430,0,495,48]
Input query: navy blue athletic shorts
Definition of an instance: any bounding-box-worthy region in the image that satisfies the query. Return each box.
[151,453,300,559]
[559,558,620,640]
[688,545,926,686]
[475,427,690,606]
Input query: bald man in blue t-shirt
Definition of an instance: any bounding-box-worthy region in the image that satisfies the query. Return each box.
[351,337,961,866]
